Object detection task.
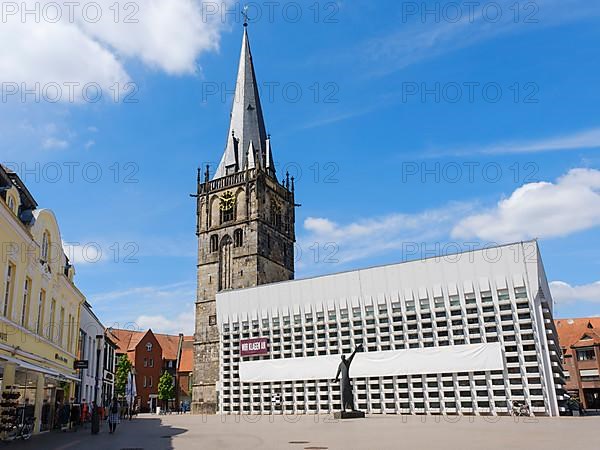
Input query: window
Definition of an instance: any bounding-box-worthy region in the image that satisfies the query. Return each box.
[3,263,15,317]
[576,348,596,361]
[149,358,154,367]
[58,307,65,345]
[7,195,15,213]
[41,231,51,262]
[21,277,31,328]
[149,376,153,387]
[144,358,147,367]
[497,289,510,301]
[143,376,147,388]
[36,290,46,335]
[146,342,153,352]
[514,287,528,299]
[210,234,219,253]
[270,202,282,228]
[234,229,243,247]
[48,299,56,340]
[580,369,599,381]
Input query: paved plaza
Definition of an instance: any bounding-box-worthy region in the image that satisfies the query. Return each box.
[8,414,599,450]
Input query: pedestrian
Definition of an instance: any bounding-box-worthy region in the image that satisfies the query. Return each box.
[69,398,80,431]
[107,397,120,434]
[81,399,89,425]
[59,401,70,432]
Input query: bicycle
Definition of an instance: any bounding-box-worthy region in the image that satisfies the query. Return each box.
[511,401,531,417]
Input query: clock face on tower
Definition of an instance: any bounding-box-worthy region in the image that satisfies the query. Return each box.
[219,191,236,211]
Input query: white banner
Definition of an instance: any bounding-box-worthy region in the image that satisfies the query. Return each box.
[239,343,504,383]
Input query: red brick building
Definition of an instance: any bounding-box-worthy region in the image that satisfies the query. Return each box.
[111,329,188,412]
[555,318,600,410]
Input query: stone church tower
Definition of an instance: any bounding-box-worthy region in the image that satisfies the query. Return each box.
[192,25,296,414]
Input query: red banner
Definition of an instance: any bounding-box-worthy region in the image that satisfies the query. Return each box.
[240,338,269,356]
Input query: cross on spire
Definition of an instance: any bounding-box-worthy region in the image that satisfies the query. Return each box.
[242,5,249,27]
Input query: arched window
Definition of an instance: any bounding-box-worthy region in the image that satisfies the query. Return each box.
[146,342,153,352]
[270,202,282,228]
[210,235,219,253]
[219,235,233,291]
[41,231,51,262]
[234,229,243,248]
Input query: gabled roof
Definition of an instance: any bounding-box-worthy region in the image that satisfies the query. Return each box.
[110,328,161,353]
[214,26,273,179]
[109,328,184,361]
[555,318,600,354]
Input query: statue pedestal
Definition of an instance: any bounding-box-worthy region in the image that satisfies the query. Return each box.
[334,411,365,419]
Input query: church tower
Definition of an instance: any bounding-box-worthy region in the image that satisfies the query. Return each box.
[192,25,296,414]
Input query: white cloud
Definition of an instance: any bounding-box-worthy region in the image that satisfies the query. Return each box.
[0,1,227,102]
[90,282,195,334]
[135,305,195,335]
[359,0,600,75]
[550,281,600,305]
[42,137,69,149]
[452,168,600,242]
[299,202,473,273]
[62,241,106,265]
[91,281,194,303]
[84,140,95,150]
[429,127,600,157]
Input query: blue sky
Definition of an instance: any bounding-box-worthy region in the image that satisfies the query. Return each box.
[1,0,599,334]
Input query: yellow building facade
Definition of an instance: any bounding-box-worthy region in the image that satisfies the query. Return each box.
[0,165,84,434]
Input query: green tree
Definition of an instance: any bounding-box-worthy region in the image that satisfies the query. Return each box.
[158,372,175,409]
[115,355,133,398]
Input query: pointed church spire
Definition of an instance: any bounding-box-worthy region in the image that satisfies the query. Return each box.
[214,25,272,179]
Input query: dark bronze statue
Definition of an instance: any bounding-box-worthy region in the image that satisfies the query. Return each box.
[334,344,363,412]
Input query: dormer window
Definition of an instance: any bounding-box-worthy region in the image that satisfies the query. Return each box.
[7,195,15,214]
[146,342,153,352]
[41,231,51,262]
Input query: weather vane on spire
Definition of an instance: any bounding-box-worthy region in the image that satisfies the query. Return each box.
[242,5,249,27]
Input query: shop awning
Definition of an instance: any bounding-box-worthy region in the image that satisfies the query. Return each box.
[0,354,62,378]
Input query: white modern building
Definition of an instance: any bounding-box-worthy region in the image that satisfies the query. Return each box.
[217,241,565,416]
[77,301,106,406]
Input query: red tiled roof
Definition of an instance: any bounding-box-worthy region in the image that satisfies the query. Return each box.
[555,318,600,355]
[178,336,194,373]
[155,333,181,361]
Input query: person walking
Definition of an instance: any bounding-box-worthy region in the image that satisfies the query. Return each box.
[107,397,120,434]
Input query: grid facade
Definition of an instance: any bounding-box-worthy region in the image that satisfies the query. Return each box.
[218,244,565,416]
